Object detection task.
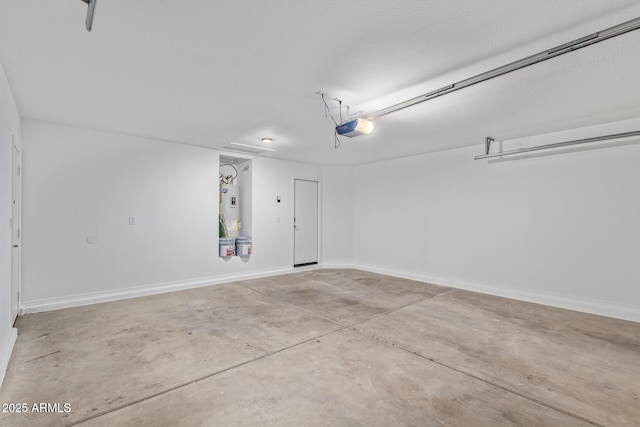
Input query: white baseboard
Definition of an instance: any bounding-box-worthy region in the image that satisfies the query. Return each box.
[320,264,357,270]
[19,264,640,323]
[20,266,299,314]
[0,328,17,388]
[355,264,640,323]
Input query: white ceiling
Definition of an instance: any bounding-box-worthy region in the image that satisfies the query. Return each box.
[1,1,639,165]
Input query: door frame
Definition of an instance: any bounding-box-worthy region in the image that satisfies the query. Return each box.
[292,178,321,267]
[10,135,21,324]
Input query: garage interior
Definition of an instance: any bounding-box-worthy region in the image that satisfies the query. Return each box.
[1,2,639,426]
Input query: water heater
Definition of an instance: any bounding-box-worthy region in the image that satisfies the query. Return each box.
[220,183,241,238]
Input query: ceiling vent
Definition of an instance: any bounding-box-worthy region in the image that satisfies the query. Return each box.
[220,142,275,155]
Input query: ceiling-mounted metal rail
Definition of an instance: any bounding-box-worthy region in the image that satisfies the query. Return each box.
[365,16,640,121]
[474,130,640,160]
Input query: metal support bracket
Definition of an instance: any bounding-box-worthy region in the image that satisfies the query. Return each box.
[485,137,494,156]
[81,0,97,32]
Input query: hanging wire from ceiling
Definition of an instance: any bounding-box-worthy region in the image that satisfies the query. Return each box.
[320,93,338,125]
[320,93,344,149]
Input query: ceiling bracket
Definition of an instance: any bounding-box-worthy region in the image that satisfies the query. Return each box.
[81,0,97,32]
[485,137,495,156]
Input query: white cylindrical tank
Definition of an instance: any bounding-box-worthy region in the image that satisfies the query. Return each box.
[220,183,241,238]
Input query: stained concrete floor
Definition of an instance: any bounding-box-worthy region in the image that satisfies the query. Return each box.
[0,269,638,426]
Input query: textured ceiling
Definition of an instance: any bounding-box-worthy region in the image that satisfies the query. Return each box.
[1,1,639,165]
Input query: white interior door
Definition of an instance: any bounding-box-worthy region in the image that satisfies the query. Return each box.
[294,179,318,266]
[11,137,21,323]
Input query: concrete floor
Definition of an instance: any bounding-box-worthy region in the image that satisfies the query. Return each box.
[0,269,638,426]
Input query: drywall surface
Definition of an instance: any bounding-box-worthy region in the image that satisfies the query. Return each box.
[21,120,322,311]
[0,63,19,387]
[353,125,640,322]
[321,166,354,267]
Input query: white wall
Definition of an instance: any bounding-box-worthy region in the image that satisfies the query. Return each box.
[321,166,354,267]
[0,63,20,387]
[19,118,640,323]
[354,126,640,322]
[21,120,322,311]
